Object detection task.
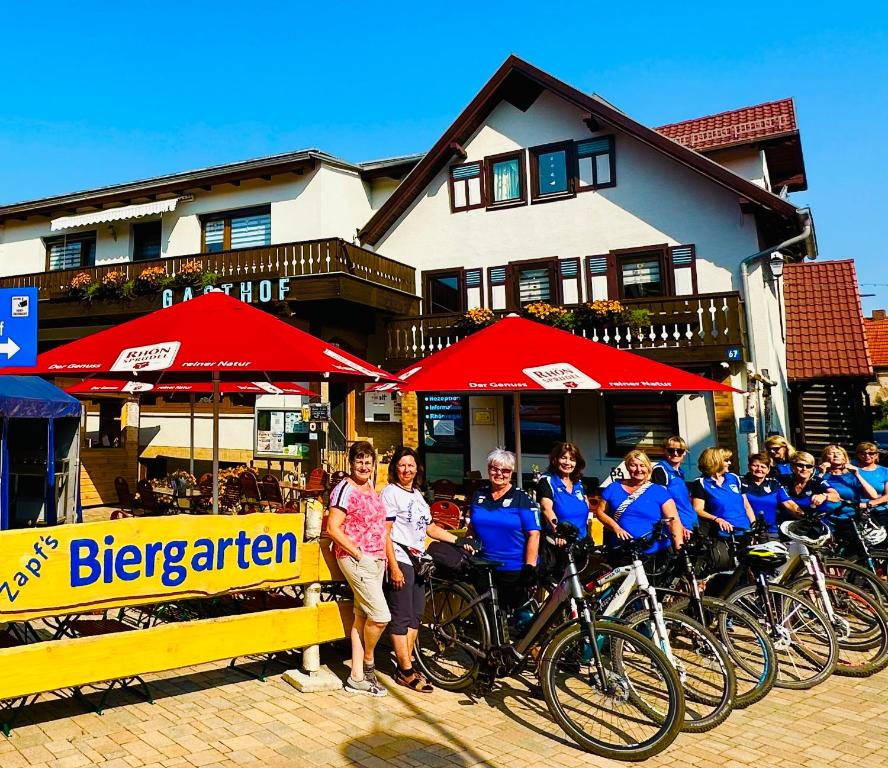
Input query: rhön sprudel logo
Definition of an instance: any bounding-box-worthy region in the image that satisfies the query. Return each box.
[522,363,601,390]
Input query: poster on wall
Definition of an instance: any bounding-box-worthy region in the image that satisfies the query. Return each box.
[255,408,311,459]
[364,392,401,423]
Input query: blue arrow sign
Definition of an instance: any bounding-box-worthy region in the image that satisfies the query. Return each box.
[0,287,38,368]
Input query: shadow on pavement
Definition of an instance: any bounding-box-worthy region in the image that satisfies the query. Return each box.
[343,731,482,767]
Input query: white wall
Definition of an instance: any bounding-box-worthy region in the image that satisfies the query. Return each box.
[706,146,768,190]
[373,90,763,298]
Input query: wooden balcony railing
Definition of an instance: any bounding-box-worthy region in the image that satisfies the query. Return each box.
[385,292,745,364]
[0,238,416,298]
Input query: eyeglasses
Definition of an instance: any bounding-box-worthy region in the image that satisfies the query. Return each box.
[859,450,879,456]
[794,463,814,469]
[488,466,513,476]
[666,448,686,456]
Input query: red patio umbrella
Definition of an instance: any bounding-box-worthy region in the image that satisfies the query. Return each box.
[373,315,737,475]
[8,291,394,512]
[65,380,317,397]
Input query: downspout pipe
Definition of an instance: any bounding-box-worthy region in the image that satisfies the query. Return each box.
[740,208,813,454]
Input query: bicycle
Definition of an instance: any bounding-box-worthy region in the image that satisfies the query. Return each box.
[647,529,778,708]
[698,528,839,690]
[825,504,888,602]
[773,513,888,677]
[416,522,685,762]
[586,523,737,733]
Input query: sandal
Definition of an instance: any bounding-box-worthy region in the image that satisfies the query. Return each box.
[395,669,433,693]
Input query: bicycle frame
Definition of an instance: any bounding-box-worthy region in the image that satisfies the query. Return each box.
[775,542,840,627]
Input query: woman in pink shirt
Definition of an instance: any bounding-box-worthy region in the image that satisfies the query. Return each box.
[327,441,391,697]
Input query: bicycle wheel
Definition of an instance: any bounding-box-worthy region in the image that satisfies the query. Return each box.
[414,580,489,691]
[540,622,684,762]
[823,558,888,608]
[788,577,888,677]
[726,584,837,690]
[671,596,777,708]
[621,609,735,733]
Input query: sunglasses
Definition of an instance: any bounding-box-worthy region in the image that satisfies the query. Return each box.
[794,463,814,469]
[767,446,786,452]
[666,448,686,456]
[488,466,513,476]
[859,450,879,456]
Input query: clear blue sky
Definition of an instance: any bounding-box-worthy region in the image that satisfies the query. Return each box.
[1,3,886,309]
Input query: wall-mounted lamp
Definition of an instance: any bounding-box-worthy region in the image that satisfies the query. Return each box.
[769,251,785,279]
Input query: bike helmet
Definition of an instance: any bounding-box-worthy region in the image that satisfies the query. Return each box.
[858,517,888,547]
[744,540,788,569]
[780,518,832,548]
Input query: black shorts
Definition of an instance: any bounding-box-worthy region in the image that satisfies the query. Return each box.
[384,561,426,635]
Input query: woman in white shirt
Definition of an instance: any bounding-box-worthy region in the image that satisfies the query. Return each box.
[383,447,463,693]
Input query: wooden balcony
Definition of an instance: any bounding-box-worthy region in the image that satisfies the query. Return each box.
[385,292,746,366]
[0,239,419,323]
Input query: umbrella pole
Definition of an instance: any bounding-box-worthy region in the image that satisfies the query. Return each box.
[212,372,220,515]
[513,393,522,490]
[189,394,195,478]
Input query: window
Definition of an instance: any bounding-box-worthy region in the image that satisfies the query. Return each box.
[485,150,526,207]
[449,162,484,212]
[97,400,122,449]
[201,206,271,253]
[530,141,573,201]
[618,249,667,299]
[505,395,566,455]
[517,263,554,305]
[46,232,96,271]
[132,220,162,261]
[606,395,678,457]
[576,136,615,191]
[423,269,463,314]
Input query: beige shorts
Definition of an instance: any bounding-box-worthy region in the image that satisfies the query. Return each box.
[338,554,391,624]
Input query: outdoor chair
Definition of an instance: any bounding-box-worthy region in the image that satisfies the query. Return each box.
[114,476,143,516]
[193,473,214,513]
[430,478,462,502]
[135,480,172,516]
[430,499,462,530]
[259,475,295,512]
[219,476,245,514]
[239,470,268,513]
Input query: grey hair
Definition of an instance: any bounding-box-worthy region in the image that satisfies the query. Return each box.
[486,448,516,470]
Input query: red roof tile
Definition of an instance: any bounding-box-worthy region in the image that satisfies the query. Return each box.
[657,98,797,152]
[865,317,888,368]
[784,260,872,381]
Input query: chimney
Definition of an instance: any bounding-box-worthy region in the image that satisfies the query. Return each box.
[873,310,887,321]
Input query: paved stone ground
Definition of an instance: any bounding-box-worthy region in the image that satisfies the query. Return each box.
[2,644,887,768]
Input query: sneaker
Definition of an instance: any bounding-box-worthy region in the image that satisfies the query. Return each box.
[344,675,387,697]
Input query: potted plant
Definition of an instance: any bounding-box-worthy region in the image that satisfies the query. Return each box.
[134,265,168,295]
[65,271,93,299]
[169,258,204,288]
[523,301,575,330]
[97,270,128,300]
[456,307,496,332]
[575,299,624,332]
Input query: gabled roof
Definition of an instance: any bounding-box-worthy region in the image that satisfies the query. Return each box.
[657,98,797,152]
[359,55,800,246]
[784,260,872,381]
[0,149,417,224]
[864,316,888,368]
[656,98,807,192]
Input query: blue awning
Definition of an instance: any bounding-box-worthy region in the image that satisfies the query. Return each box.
[0,376,82,419]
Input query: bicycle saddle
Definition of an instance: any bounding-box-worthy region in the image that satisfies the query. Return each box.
[468,555,506,570]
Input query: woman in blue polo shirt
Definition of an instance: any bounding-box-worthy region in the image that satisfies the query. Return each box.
[651,435,697,538]
[816,444,878,520]
[854,441,888,523]
[469,448,541,613]
[764,436,794,480]
[596,450,684,554]
[782,451,840,522]
[691,447,756,536]
[537,442,591,539]
[741,452,798,536]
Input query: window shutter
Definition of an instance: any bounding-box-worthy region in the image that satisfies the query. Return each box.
[586,254,612,300]
[488,266,508,310]
[558,257,581,304]
[576,138,611,155]
[668,244,697,295]
[465,268,483,309]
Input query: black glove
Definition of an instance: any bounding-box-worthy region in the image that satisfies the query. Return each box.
[520,563,539,588]
[456,536,480,551]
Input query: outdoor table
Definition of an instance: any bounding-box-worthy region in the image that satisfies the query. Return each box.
[153,487,206,513]
[278,482,308,506]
